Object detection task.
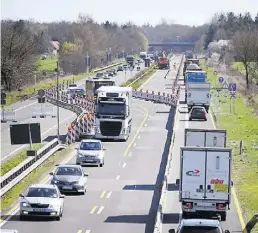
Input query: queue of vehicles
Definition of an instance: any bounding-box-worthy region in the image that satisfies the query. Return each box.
[183,56,211,114]
[171,54,232,233]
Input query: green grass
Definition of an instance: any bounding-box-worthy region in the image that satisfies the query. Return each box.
[1,147,73,212]
[0,144,43,176]
[5,61,123,106]
[37,56,58,73]
[203,61,258,231]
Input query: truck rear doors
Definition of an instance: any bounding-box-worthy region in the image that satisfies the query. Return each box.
[180,147,232,202]
[184,129,226,147]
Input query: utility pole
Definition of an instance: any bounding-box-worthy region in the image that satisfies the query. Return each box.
[86,52,89,73]
[56,61,60,141]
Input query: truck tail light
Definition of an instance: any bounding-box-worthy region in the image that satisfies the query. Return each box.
[216,203,226,210]
[183,202,193,209]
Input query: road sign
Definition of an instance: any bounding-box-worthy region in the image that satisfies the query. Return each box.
[218,77,224,83]
[221,81,229,89]
[38,89,45,97]
[213,71,218,75]
[229,92,236,99]
[228,83,237,92]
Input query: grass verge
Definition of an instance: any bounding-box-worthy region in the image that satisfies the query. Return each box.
[37,56,58,73]
[203,61,258,231]
[120,65,156,89]
[5,61,123,106]
[0,147,73,212]
[0,144,43,176]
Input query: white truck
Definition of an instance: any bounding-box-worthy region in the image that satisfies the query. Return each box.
[186,83,211,113]
[95,86,132,141]
[177,147,232,221]
[184,128,227,147]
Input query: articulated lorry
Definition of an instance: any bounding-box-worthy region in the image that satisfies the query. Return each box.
[177,146,232,221]
[95,86,132,141]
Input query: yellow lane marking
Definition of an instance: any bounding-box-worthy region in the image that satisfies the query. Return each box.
[209,111,246,232]
[90,205,98,214]
[77,230,83,233]
[100,191,106,198]
[123,106,148,157]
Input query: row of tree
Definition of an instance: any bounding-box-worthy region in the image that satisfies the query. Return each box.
[1,15,148,91]
[202,12,258,87]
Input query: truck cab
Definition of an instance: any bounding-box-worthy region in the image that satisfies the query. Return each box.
[95,86,132,141]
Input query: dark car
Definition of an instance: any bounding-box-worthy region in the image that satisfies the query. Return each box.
[189,106,207,121]
[117,66,123,72]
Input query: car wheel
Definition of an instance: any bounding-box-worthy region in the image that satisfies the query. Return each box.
[204,118,207,121]
[20,214,26,221]
[56,215,61,221]
[189,118,192,121]
[100,162,103,167]
[220,212,227,221]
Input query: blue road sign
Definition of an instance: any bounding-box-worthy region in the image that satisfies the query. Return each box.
[218,77,224,83]
[228,83,237,92]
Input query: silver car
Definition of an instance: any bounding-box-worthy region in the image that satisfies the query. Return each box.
[50,164,88,194]
[170,219,230,233]
[76,139,105,167]
[19,184,65,220]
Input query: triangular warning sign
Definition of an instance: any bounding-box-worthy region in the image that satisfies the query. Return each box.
[222,81,228,89]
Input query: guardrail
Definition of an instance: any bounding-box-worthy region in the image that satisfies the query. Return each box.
[153,55,184,233]
[0,139,67,197]
[92,60,124,73]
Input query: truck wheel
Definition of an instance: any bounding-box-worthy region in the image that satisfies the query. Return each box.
[206,108,209,113]
[220,212,227,221]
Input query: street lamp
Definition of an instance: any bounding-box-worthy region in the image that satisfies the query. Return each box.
[55,61,60,141]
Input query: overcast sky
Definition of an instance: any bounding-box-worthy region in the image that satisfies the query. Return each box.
[1,0,258,26]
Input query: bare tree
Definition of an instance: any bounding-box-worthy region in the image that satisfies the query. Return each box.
[232,30,257,88]
[1,20,41,91]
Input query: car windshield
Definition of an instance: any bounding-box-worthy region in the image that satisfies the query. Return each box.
[56,167,82,176]
[96,73,103,77]
[80,141,101,150]
[27,187,58,198]
[69,84,77,87]
[181,226,221,233]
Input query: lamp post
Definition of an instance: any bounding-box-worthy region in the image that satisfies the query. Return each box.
[55,61,60,141]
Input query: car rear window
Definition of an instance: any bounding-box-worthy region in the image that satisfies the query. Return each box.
[181,226,221,233]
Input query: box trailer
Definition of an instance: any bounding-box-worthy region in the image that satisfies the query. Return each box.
[178,147,232,221]
[184,128,227,147]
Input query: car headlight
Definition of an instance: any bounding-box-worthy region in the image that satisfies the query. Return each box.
[21,202,29,207]
[49,204,58,209]
[77,153,84,158]
[53,180,59,184]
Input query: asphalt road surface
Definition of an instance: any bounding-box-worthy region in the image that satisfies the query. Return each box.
[1,63,144,162]
[161,65,244,232]
[1,56,180,233]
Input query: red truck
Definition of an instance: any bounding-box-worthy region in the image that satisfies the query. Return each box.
[158,57,169,69]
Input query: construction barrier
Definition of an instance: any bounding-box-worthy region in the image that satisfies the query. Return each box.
[32,105,55,118]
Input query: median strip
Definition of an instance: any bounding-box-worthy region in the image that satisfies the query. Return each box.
[0,146,72,213]
[0,144,43,176]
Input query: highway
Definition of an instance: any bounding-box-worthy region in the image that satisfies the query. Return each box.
[161,65,244,232]
[1,64,144,162]
[1,56,181,233]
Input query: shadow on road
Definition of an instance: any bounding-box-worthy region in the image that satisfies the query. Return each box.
[144,105,176,233]
[105,214,147,224]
